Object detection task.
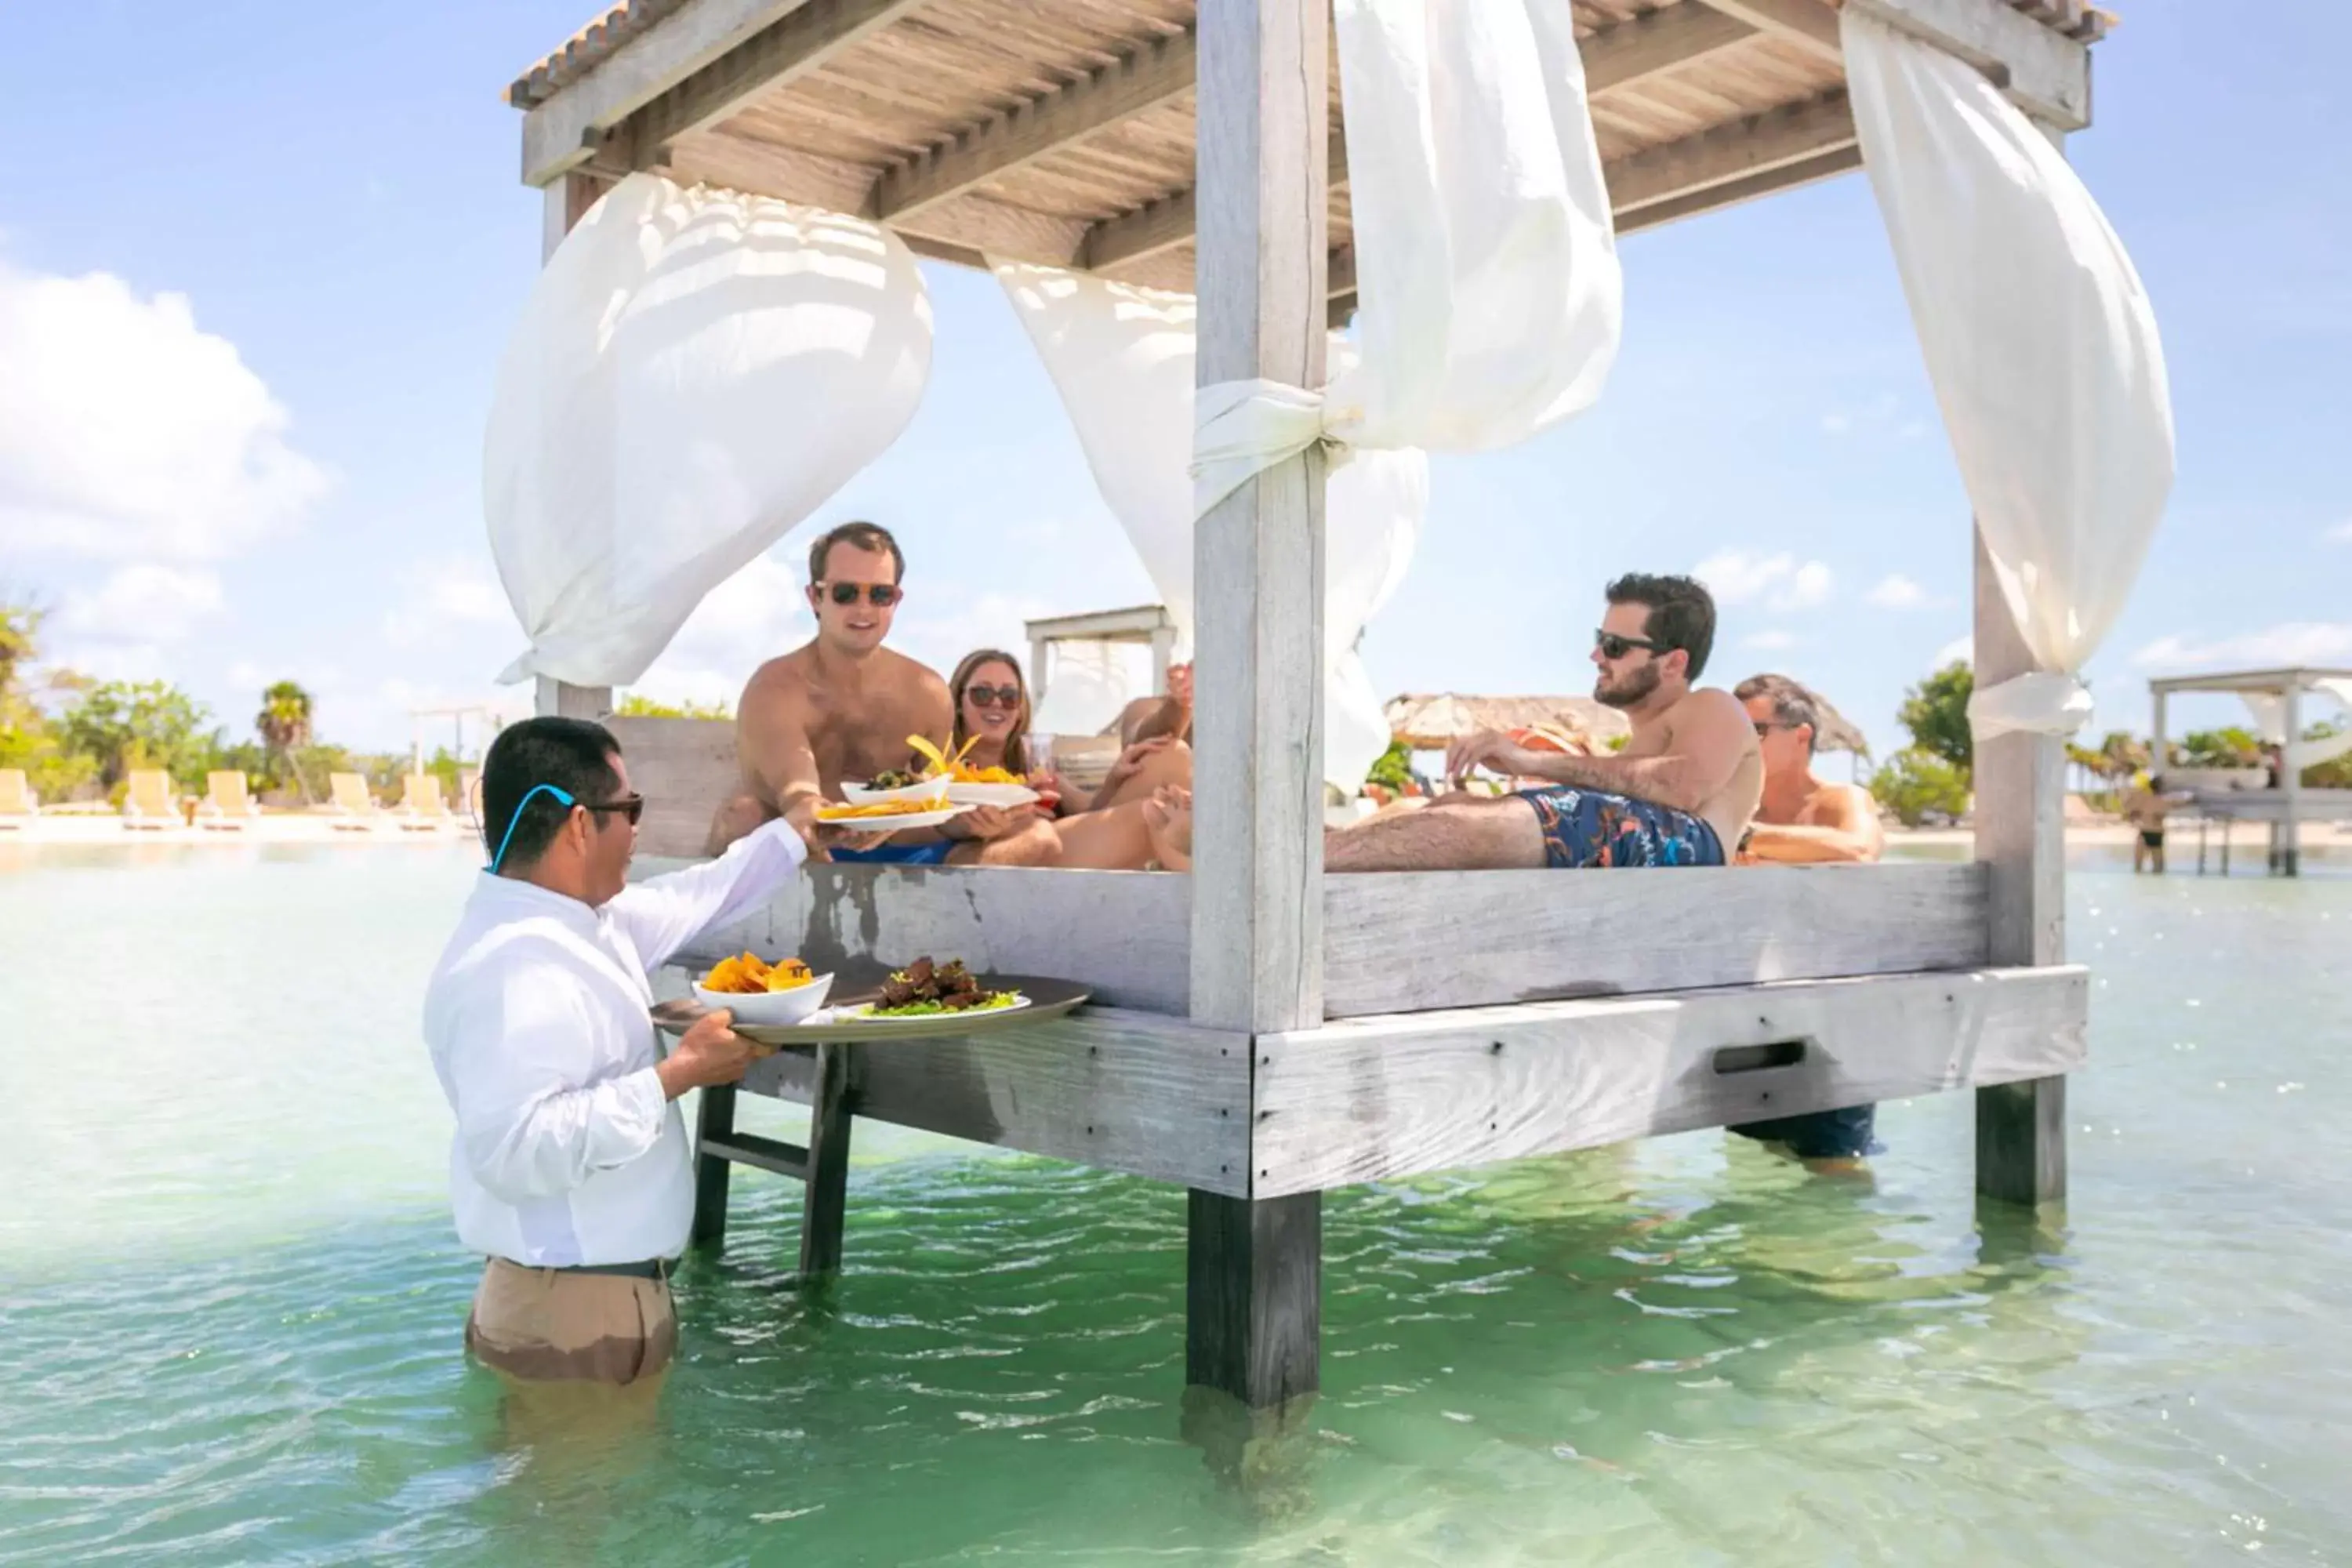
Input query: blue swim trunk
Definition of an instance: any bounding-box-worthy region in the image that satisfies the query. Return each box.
[828,839,956,866]
[1517,786,1725,868]
[1729,1105,1882,1161]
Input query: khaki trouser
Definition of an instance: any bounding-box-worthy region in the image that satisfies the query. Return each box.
[465,1258,677,1386]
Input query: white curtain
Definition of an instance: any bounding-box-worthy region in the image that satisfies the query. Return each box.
[1000,0,1617,793]
[2245,681,2352,772]
[1192,0,1621,523]
[1029,639,1146,739]
[1844,9,2173,741]
[485,173,933,687]
[993,263,1423,793]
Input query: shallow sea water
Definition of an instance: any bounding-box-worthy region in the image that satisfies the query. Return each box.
[2,840,2347,1565]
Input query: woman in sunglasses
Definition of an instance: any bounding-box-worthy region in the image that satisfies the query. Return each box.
[949,649,1191,819]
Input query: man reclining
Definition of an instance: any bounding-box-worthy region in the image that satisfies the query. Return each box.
[1145,573,1761,873]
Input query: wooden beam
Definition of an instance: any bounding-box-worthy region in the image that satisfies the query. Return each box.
[1085,131,1349,278]
[1189,0,1327,1038]
[1614,143,1861,235]
[1323,862,1988,1018]
[1187,1191,1319,1407]
[522,0,818,184]
[690,1083,737,1248]
[535,177,617,725]
[1973,526,2069,1207]
[620,0,929,169]
[873,27,1197,223]
[1846,0,2092,129]
[1605,91,1857,215]
[1252,966,2089,1196]
[1693,0,1841,63]
[734,1005,1254,1194]
[1584,2,1759,93]
[797,1043,854,1277]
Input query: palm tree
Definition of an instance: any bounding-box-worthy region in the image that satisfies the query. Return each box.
[0,602,40,699]
[257,681,317,804]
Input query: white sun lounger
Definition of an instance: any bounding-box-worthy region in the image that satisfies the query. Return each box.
[122,769,176,830]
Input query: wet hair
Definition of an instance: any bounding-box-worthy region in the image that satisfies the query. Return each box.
[949,648,1032,775]
[1734,673,1822,754]
[480,717,623,872]
[1606,573,1716,680]
[807,521,904,586]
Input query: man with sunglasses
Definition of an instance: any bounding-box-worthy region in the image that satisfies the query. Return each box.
[1722,673,1886,1166]
[1322,573,1760,871]
[710,521,1055,865]
[425,717,813,1386]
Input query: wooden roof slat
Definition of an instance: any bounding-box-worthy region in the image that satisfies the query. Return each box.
[873,26,1197,223]
[615,0,931,172]
[1584,2,1759,93]
[1616,141,1860,234]
[1606,89,1856,214]
[1691,0,1843,64]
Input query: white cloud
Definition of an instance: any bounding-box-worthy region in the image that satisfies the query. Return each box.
[1742,630,1798,652]
[2326,519,2352,544]
[58,564,224,643]
[1819,413,1852,437]
[1865,573,1932,610]
[1694,550,1834,612]
[0,264,330,560]
[2132,622,2352,671]
[1934,634,1973,668]
[384,555,510,646]
[630,554,815,709]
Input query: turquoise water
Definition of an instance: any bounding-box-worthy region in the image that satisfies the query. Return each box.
[3,841,2348,1564]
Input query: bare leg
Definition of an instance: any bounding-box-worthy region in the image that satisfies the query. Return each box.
[1142,788,1192,871]
[1323,793,1548,873]
[1046,800,1160,869]
[706,791,771,857]
[949,815,1063,867]
[1089,741,1193,814]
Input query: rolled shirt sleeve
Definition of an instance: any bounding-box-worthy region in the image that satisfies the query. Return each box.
[605,817,808,971]
[443,960,670,1204]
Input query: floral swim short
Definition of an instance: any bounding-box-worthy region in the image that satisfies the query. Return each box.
[1517,786,1726,868]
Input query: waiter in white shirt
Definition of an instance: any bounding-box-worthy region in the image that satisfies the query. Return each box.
[424,716,810,1386]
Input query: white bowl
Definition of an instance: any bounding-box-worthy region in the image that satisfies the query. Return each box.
[691,971,834,1025]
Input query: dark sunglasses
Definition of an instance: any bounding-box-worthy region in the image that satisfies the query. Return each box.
[1594,629,1670,660]
[1752,720,1785,737]
[822,581,902,607]
[965,684,1022,710]
[583,792,645,827]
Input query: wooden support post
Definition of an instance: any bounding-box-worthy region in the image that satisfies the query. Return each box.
[1185,0,1329,1410]
[798,1042,855,1279]
[2278,683,2302,877]
[1973,527,2067,1209]
[2150,688,2169,777]
[1185,1189,1320,1409]
[691,1083,738,1250]
[535,174,619,726]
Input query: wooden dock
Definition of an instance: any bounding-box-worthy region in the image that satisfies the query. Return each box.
[512,0,2109,1409]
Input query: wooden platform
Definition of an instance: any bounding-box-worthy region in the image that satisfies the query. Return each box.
[694,963,2085,1198]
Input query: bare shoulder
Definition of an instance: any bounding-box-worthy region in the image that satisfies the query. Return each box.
[1671,686,1753,737]
[878,646,951,703]
[740,647,817,720]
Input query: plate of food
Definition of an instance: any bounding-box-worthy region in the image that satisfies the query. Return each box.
[840,770,953,806]
[652,960,1091,1045]
[690,952,835,1025]
[900,736,1044,808]
[832,956,1029,1026]
[815,798,968,833]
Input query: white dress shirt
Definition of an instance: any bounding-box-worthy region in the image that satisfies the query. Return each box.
[423,820,806,1266]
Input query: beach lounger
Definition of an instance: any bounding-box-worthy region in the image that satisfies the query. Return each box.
[198,771,262,829]
[122,768,177,830]
[327,772,383,830]
[395,773,455,831]
[0,769,37,829]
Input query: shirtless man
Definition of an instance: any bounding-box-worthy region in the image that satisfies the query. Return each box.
[1724,673,1886,1167]
[1732,673,1886,865]
[1316,573,1761,873]
[2121,771,2191,873]
[706,521,1056,866]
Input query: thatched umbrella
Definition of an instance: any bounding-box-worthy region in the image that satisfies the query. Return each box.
[1383,693,1631,751]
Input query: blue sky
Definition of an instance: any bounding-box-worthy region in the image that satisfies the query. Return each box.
[1,0,2345,757]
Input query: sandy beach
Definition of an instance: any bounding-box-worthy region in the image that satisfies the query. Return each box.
[0,811,473,847]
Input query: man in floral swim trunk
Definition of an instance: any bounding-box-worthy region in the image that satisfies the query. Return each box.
[1323,573,1761,873]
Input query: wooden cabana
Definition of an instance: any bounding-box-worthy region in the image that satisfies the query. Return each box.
[510,0,2111,1411]
[2150,666,2352,877]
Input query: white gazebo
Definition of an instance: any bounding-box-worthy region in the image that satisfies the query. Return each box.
[495,0,2160,1410]
[2150,666,2352,877]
